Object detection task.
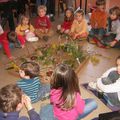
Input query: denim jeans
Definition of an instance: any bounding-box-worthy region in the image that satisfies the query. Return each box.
[36,0,47,6]
[40,99,97,120]
[33,84,50,103]
[89,28,106,38]
[77,99,97,119]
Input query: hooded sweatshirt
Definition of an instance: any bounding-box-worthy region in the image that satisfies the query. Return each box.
[50,89,85,120]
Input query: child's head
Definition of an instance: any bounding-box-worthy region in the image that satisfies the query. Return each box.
[116,56,120,74]
[51,64,80,109]
[96,0,106,11]
[0,84,23,113]
[64,7,74,21]
[7,31,17,43]
[20,15,30,26]
[37,5,47,17]
[75,9,84,22]
[19,61,40,79]
[109,6,120,20]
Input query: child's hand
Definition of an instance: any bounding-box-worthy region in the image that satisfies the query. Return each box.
[9,56,15,60]
[45,29,48,33]
[110,40,117,47]
[23,95,33,111]
[21,45,25,48]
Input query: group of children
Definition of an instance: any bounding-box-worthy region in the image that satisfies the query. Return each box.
[0,0,120,59]
[0,0,120,120]
[0,62,97,120]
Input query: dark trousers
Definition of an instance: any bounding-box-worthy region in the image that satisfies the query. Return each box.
[0,1,15,30]
[46,0,55,15]
[101,33,120,48]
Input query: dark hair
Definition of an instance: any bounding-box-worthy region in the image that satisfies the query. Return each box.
[64,7,74,21]
[96,0,106,6]
[7,31,17,43]
[20,62,40,78]
[51,64,80,110]
[75,9,84,16]
[109,6,120,18]
[0,84,22,112]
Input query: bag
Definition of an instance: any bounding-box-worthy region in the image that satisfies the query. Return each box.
[99,111,120,120]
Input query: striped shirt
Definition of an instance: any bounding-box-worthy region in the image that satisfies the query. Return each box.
[17,77,41,103]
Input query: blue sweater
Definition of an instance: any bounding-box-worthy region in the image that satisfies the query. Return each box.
[0,109,41,120]
[17,77,41,103]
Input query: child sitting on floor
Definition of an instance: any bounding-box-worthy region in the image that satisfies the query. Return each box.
[16,15,38,42]
[89,0,107,40]
[17,61,50,103]
[89,56,120,106]
[0,24,25,59]
[0,84,41,120]
[70,9,88,40]
[57,7,74,35]
[35,5,53,41]
[40,64,97,120]
[100,6,120,48]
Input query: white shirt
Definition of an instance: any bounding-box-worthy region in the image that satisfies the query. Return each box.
[97,67,120,101]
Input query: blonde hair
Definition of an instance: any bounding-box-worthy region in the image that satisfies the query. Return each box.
[19,14,30,25]
[37,5,47,13]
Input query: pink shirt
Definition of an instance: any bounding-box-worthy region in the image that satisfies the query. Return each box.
[50,89,85,120]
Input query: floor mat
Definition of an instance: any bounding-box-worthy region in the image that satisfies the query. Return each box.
[81,83,120,111]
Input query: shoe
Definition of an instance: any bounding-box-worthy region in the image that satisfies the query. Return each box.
[41,93,50,101]
[43,36,49,42]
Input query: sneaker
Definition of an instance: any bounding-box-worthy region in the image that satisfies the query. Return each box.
[41,93,50,101]
[43,36,49,42]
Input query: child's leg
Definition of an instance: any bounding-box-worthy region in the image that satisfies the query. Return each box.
[101,33,116,46]
[40,104,57,120]
[77,99,97,120]
[37,84,50,100]
[98,28,106,39]
[89,28,98,37]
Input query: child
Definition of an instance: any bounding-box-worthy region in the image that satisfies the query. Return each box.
[16,15,38,42]
[57,7,74,35]
[0,84,41,120]
[89,0,107,40]
[35,5,53,41]
[17,61,50,103]
[89,56,120,106]
[100,6,120,47]
[0,24,25,59]
[70,9,88,40]
[40,64,97,120]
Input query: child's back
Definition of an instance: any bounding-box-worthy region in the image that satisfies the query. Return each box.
[50,89,85,120]
[17,77,41,103]
[17,62,50,103]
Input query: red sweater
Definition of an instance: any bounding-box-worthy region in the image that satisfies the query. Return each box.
[0,32,25,58]
[35,16,51,30]
[61,20,73,30]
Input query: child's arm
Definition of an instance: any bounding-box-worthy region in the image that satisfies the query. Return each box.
[1,32,12,59]
[16,25,24,36]
[30,24,35,33]
[90,11,96,28]
[100,13,107,29]
[110,26,120,47]
[75,93,85,114]
[23,95,41,120]
[46,17,51,30]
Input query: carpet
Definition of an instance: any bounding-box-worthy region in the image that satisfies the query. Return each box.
[81,83,120,111]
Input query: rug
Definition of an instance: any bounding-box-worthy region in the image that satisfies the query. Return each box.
[81,83,120,111]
